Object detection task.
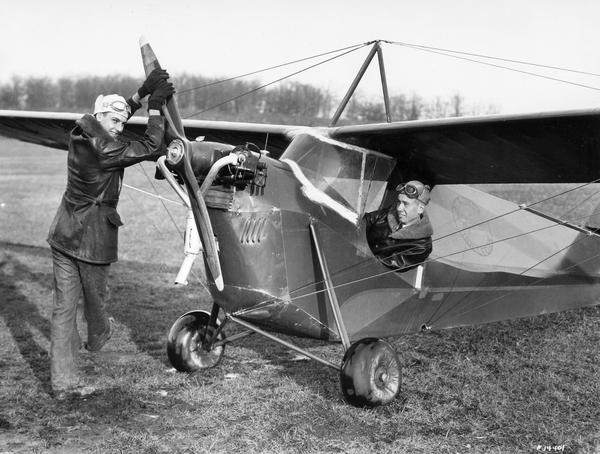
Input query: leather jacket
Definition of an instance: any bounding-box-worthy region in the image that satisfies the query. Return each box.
[364,207,433,269]
[48,114,166,264]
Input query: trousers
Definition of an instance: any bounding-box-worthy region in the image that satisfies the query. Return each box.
[50,248,110,391]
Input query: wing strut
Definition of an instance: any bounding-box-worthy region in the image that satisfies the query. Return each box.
[309,220,351,350]
[330,40,392,126]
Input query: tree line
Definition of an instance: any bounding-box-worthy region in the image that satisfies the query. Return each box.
[0,74,497,126]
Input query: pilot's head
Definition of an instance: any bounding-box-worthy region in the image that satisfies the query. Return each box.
[93,94,131,138]
[395,180,431,226]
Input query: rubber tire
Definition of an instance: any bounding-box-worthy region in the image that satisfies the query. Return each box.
[167,310,225,372]
[340,338,401,407]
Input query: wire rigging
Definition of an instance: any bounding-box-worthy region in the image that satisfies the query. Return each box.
[125,39,600,322]
[177,42,371,95]
[391,41,600,92]
[183,43,372,119]
[284,182,600,308]
[391,40,600,77]
[428,235,600,327]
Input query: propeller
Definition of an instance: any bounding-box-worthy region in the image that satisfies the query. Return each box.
[139,37,224,291]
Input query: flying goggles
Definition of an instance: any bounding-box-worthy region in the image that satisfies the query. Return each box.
[93,94,131,117]
[396,180,431,204]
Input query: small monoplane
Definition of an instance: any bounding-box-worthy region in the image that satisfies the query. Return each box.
[1,38,600,407]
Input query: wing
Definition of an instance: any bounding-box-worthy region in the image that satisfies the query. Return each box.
[3,107,600,184]
[0,109,298,157]
[329,109,600,184]
[0,110,81,150]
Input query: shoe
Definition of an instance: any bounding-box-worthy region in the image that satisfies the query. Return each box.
[84,317,113,352]
[53,384,96,401]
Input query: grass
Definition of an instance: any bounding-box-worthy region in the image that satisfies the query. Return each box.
[0,137,599,453]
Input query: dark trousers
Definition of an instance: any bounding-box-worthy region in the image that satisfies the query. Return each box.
[50,248,110,391]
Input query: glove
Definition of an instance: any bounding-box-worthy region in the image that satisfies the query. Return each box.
[137,68,170,99]
[147,80,175,111]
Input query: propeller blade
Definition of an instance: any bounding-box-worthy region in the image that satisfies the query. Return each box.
[139,36,185,139]
[180,151,224,291]
[139,37,224,291]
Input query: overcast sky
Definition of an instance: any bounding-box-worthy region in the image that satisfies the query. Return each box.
[3,0,600,115]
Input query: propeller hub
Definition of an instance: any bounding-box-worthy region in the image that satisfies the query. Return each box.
[166,139,185,166]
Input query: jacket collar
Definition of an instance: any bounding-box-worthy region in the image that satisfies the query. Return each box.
[388,211,434,240]
[74,114,113,141]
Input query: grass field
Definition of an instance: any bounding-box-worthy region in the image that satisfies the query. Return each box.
[0,137,599,453]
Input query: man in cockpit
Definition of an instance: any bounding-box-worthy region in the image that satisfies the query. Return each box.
[364,180,433,269]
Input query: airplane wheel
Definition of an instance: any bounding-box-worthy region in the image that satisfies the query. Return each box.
[339,338,401,407]
[167,310,225,372]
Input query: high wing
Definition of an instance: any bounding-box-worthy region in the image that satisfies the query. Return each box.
[2,108,600,186]
[0,109,298,157]
[329,109,600,184]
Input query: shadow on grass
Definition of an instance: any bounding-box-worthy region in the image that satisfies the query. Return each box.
[106,258,213,365]
[0,242,209,376]
[0,248,53,393]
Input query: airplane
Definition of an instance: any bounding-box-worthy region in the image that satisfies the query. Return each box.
[1,38,600,407]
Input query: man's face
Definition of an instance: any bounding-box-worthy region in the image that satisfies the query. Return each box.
[396,194,423,225]
[97,112,127,138]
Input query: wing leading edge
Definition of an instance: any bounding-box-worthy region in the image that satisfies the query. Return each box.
[0,110,298,157]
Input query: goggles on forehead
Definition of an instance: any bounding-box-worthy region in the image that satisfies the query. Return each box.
[94,94,131,117]
[396,181,431,204]
[100,100,131,116]
[106,100,130,114]
[397,183,421,199]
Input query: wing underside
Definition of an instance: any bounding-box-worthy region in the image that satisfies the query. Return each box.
[3,108,600,186]
[330,109,600,184]
[0,110,296,156]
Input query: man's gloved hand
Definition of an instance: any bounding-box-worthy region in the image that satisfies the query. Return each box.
[147,80,175,112]
[137,68,170,99]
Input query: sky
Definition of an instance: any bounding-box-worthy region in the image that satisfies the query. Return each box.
[3,0,600,115]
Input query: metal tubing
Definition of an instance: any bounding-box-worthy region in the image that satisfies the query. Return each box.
[309,221,351,351]
[228,315,340,371]
[157,156,190,208]
[203,303,226,350]
[376,43,392,123]
[213,329,255,347]
[199,154,240,195]
[330,43,379,127]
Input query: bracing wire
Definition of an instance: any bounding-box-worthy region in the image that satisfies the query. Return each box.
[177,42,372,95]
[391,40,600,77]
[125,39,600,312]
[390,41,600,92]
[427,235,600,327]
[125,164,210,290]
[283,179,600,302]
[274,199,600,315]
[133,162,185,239]
[183,43,372,119]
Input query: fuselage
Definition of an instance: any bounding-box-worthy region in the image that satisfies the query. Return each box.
[197,133,600,341]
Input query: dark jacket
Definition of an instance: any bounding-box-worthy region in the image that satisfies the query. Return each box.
[47,114,166,264]
[365,207,433,269]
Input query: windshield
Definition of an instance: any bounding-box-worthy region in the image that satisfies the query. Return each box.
[280,133,396,219]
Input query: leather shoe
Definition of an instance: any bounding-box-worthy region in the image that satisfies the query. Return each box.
[84,317,114,352]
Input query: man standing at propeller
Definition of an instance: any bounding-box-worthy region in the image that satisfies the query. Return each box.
[47,69,175,400]
[365,180,433,270]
